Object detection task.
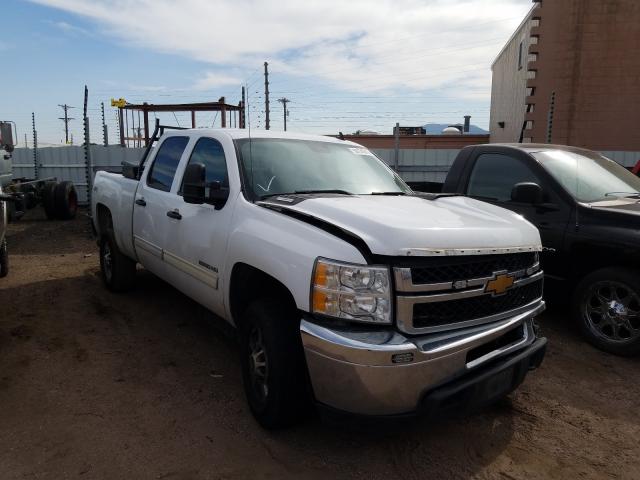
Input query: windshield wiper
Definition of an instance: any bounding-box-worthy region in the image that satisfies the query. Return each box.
[370,191,407,196]
[604,192,640,198]
[293,189,353,195]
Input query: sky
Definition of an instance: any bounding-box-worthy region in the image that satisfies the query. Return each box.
[0,0,533,146]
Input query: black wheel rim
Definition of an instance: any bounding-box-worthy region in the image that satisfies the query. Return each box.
[102,241,113,283]
[248,325,269,404]
[582,281,640,343]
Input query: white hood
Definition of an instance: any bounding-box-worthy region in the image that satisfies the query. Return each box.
[278,195,541,257]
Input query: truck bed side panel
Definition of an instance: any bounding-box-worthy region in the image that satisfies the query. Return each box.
[92,171,138,260]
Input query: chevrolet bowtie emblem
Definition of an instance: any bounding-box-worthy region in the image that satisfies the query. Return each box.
[485,272,515,296]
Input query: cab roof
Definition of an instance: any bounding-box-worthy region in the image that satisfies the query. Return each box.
[164,128,360,146]
[471,143,597,155]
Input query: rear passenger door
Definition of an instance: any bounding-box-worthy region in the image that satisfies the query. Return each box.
[132,135,190,279]
[465,151,571,276]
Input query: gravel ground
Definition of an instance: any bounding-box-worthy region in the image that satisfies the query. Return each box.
[0,208,638,480]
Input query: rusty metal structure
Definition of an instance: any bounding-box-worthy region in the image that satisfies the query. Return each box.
[114,91,246,147]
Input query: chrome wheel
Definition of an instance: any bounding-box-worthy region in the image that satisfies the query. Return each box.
[583,281,640,343]
[102,241,113,283]
[248,325,268,403]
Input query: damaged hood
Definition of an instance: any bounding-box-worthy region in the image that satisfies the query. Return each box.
[263,194,541,257]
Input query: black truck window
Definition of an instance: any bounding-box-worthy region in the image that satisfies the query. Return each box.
[468,153,540,202]
[180,138,228,190]
[147,136,190,192]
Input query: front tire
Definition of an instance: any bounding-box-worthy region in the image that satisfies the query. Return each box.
[54,181,78,220]
[42,182,58,220]
[99,233,136,292]
[239,298,310,429]
[572,267,640,356]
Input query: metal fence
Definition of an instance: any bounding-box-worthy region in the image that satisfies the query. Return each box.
[6,145,640,204]
[372,148,461,183]
[11,146,145,204]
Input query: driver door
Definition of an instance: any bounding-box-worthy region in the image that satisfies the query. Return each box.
[161,136,235,318]
[465,152,571,277]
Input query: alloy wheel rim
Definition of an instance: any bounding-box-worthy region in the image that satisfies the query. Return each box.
[583,281,640,343]
[248,325,269,402]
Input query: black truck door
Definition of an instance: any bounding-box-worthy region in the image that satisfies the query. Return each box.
[464,150,572,278]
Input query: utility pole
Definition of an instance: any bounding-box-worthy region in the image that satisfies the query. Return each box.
[264,62,270,130]
[58,104,75,144]
[277,97,290,131]
[240,86,246,129]
[24,133,28,149]
[101,102,109,146]
[83,85,94,206]
[32,113,38,179]
[393,122,400,172]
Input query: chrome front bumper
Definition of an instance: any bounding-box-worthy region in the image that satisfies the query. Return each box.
[300,301,546,416]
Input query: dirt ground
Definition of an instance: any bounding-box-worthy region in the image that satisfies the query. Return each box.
[0,208,639,480]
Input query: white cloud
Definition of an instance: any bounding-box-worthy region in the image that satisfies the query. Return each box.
[51,20,91,36]
[30,0,532,94]
[192,72,243,91]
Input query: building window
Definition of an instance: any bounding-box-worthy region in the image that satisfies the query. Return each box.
[518,41,524,70]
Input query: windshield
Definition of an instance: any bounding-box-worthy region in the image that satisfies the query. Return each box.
[235,138,411,199]
[532,149,640,203]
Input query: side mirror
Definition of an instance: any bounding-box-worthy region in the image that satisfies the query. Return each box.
[0,122,16,152]
[511,182,543,204]
[122,161,140,180]
[183,163,206,204]
[208,180,230,209]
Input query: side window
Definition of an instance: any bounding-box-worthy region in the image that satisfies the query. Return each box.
[467,153,540,202]
[180,137,228,200]
[518,41,524,70]
[146,136,190,192]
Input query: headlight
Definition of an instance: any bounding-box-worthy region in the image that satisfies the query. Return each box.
[311,258,392,324]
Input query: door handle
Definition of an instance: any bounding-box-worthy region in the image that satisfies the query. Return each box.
[135,198,146,207]
[166,210,182,220]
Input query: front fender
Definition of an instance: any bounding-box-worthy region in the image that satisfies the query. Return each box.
[222,200,367,318]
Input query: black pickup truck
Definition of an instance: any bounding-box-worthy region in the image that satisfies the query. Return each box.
[436,143,640,356]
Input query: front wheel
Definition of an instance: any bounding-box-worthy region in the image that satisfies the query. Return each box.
[42,182,58,220]
[238,299,310,429]
[54,181,78,220]
[572,267,640,356]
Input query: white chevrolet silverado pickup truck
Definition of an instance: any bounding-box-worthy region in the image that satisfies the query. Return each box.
[91,124,547,428]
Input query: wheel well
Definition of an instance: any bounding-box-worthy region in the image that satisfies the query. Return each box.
[95,203,112,236]
[229,263,297,325]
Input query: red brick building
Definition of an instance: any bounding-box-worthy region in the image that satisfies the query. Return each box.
[490,0,640,151]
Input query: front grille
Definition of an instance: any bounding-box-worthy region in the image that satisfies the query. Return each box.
[410,252,536,285]
[412,279,543,329]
